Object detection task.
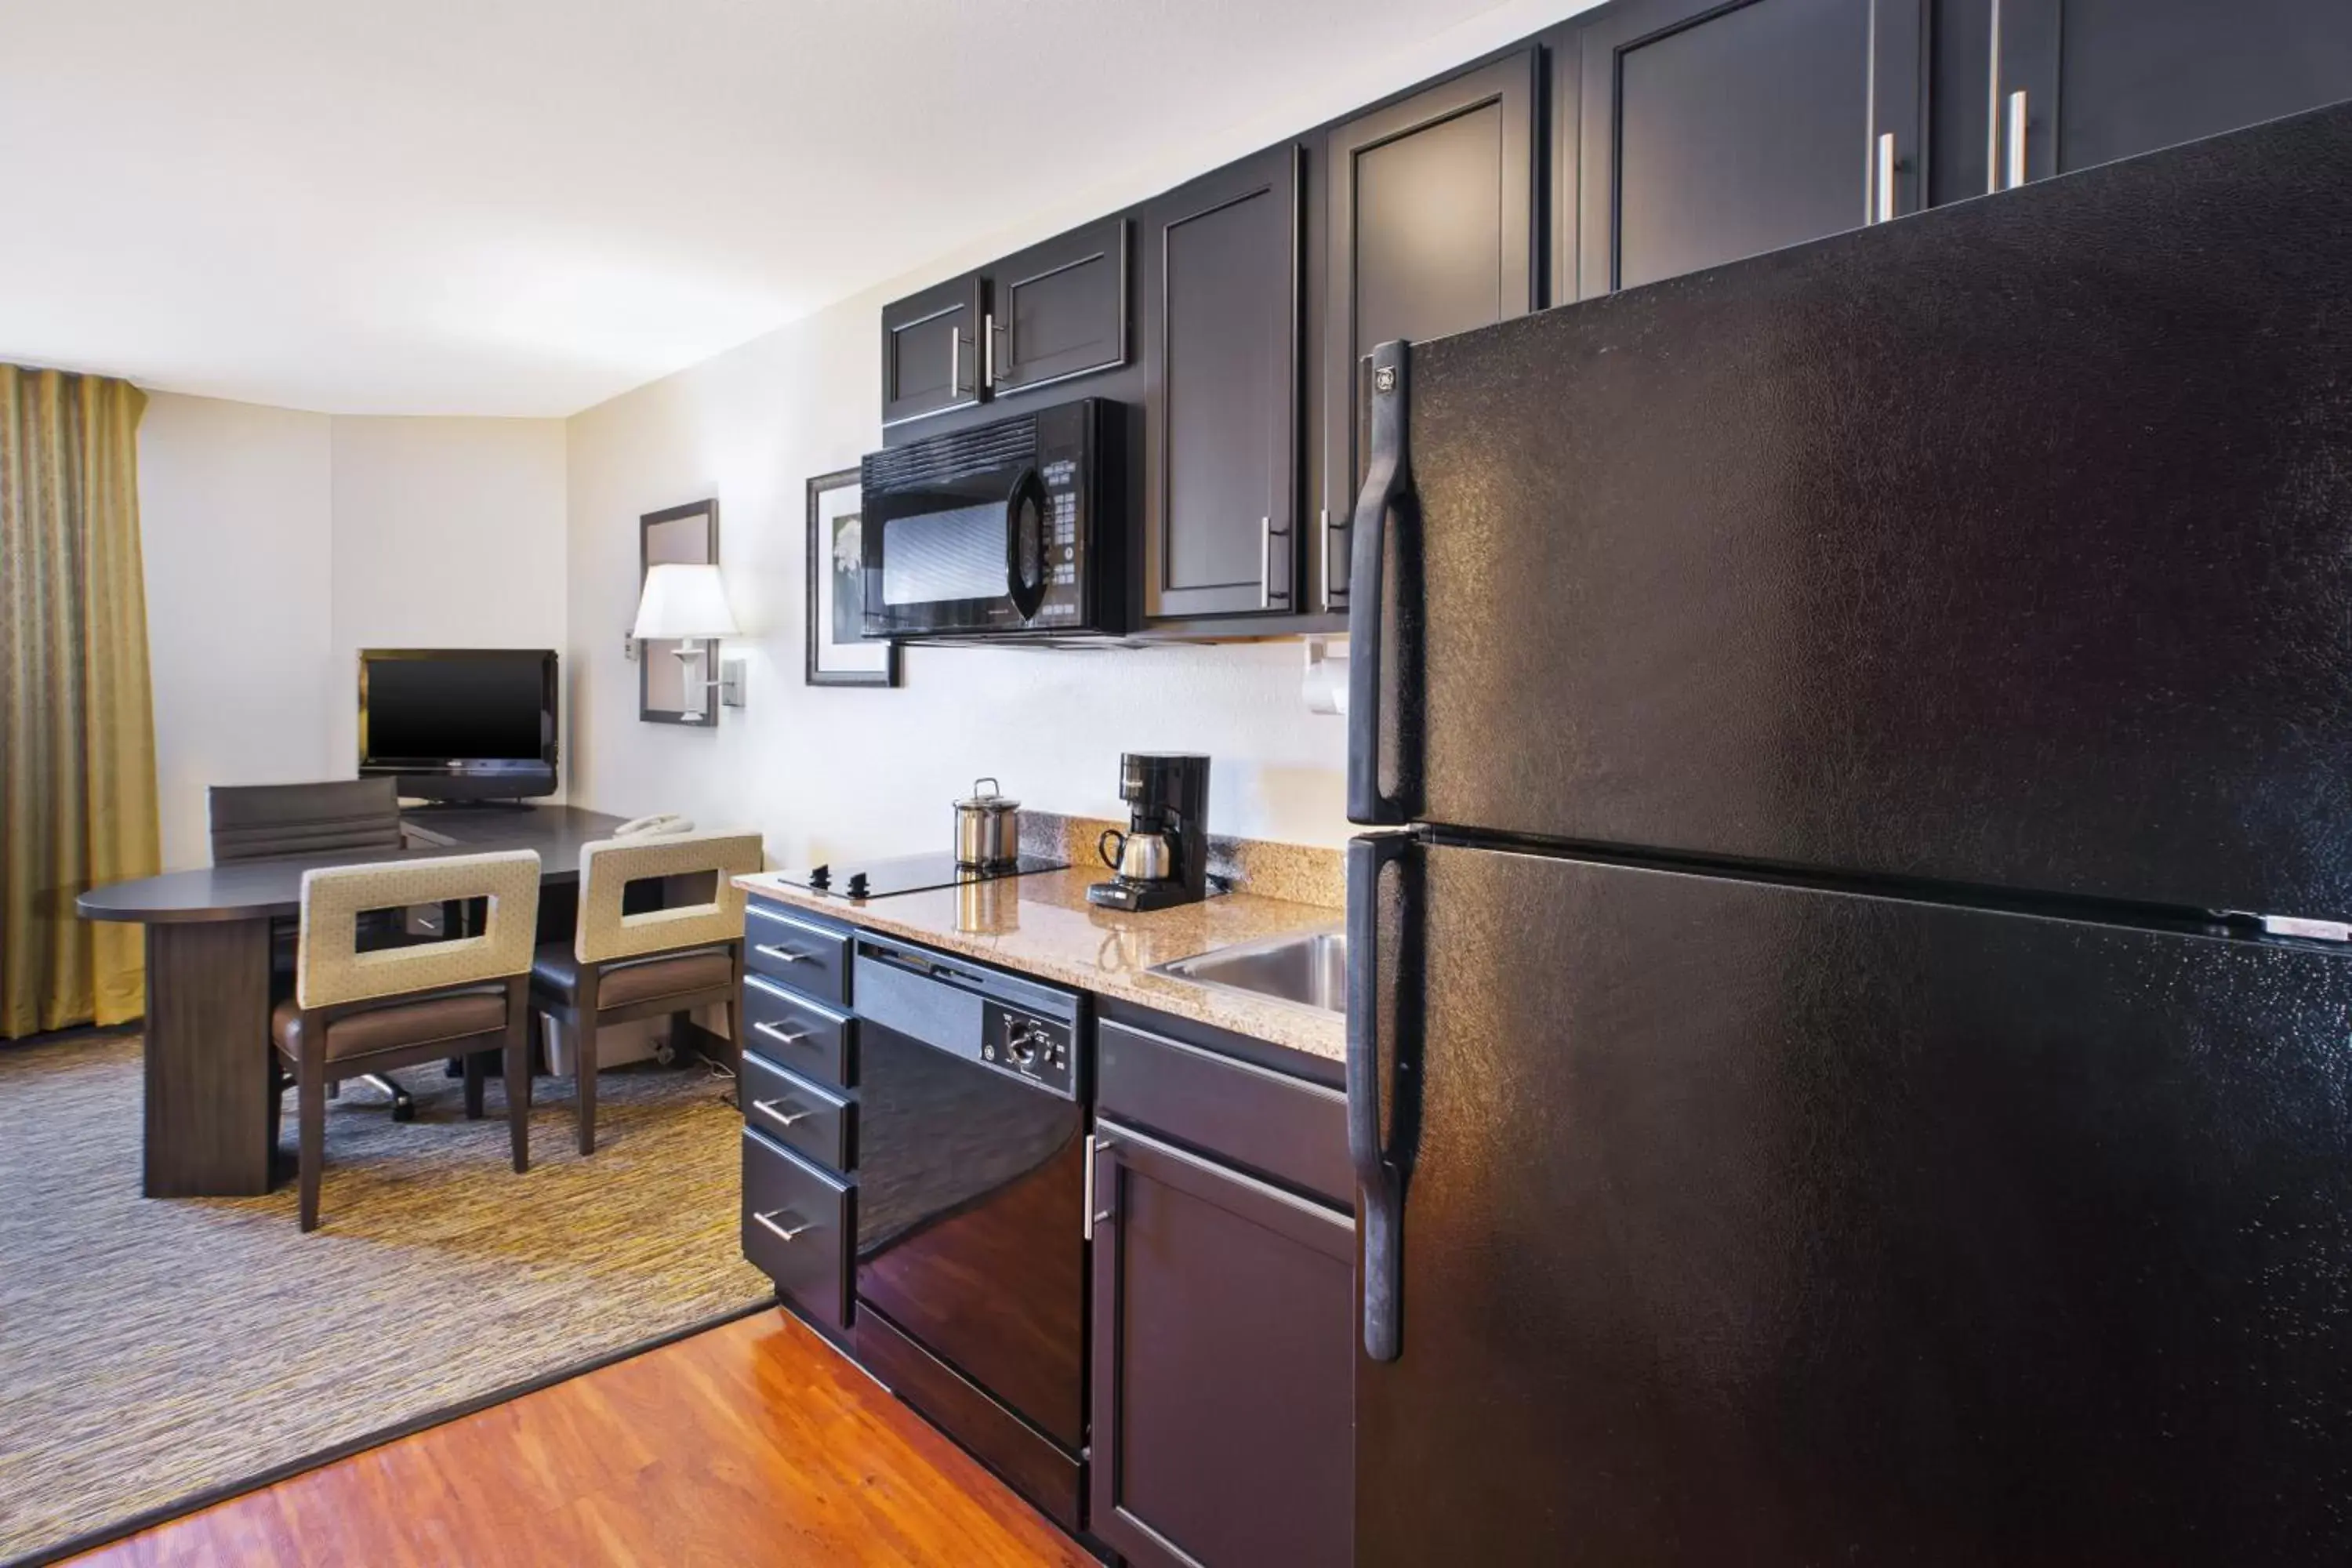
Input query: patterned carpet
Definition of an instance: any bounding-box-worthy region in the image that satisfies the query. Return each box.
[0,1029,772,1566]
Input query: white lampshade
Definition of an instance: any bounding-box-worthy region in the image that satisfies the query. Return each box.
[633,563,738,639]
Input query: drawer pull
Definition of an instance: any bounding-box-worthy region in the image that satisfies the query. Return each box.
[755,943,812,965]
[753,1207,815,1243]
[753,1020,811,1047]
[753,1098,812,1130]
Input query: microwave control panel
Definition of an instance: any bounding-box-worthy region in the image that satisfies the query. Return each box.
[1028,401,1092,627]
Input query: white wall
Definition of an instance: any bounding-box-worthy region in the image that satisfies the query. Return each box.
[136,397,568,865]
[565,274,1350,867]
[138,391,337,867]
[327,416,568,771]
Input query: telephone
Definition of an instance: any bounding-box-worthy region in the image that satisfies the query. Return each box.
[612,813,694,838]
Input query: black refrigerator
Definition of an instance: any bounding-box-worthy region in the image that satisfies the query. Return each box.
[1343,102,2352,1566]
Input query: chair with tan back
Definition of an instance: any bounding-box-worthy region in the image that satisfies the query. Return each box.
[530,829,764,1156]
[212,777,427,1120]
[274,850,542,1231]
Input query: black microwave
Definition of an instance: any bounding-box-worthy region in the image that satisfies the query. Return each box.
[859,399,1126,640]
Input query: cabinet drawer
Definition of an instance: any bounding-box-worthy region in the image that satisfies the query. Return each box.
[742,973,855,1090]
[741,1049,853,1174]
[744,900,851,1004]
[741,1127,854,1335]
[1098,1018,1351,1208]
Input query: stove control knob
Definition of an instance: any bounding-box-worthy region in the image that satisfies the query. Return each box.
[846,872,869,898]
[1005,1024,1042,1066]
[808,862,830,887]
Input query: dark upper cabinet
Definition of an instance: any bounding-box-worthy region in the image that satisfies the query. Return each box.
[1992,0,2352,190]
[988,216,1130,396]
[1322,51,1537,608]
[880,273,984,429]
[1575,0,1928,298]
[880,220,1130,430]
[1088,1121,1355,1568]
[1142,147,1301,622]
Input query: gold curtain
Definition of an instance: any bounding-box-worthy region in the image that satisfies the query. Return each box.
[0,365,159,1037]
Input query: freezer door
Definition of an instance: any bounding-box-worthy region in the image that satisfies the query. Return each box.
[1351,837,2352,1566]
[1356,102,2352,919]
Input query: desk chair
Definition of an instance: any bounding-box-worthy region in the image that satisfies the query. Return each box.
[210,778,425,1119]
[272,851,540,1231]
[209,778,404,863]
[531,830,761,1156]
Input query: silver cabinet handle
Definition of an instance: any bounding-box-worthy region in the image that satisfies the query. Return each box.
[950,325,965,398]
[2005,89,2029,191]
[753,1207,814,1243]
[985,311,1003,390]
[1083,1132,1117,1240]
[1261,517,1298,611]
[753,1019,810,1047]
[1875,132,1896,223]
[1319,508,1345,612]
[752,1098,812,1129]
[754,943,810,965]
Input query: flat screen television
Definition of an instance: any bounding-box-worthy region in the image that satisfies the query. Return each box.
[358,648,558,804]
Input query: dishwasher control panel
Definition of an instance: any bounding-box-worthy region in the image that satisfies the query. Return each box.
[982,1002,1075,1095]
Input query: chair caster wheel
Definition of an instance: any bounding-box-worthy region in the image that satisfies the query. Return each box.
[392,1101,416,1123]
[652,1040,677,1066]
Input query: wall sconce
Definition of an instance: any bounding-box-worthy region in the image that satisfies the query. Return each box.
[633,562,742,720]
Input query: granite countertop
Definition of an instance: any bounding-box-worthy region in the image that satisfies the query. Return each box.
[732,868,1346,1062]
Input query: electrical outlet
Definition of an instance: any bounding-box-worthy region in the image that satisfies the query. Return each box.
[623,631,638,662]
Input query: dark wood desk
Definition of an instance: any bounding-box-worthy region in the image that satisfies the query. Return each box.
[78,805,626,1198]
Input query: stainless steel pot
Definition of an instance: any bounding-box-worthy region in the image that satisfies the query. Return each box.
[1098,826,1171,884]
[953,777,1021,868]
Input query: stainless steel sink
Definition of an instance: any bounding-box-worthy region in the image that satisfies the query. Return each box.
[1152,927,1347,1015]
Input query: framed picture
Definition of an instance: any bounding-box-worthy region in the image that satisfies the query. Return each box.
[806,467,900,688]
[639,497,720,726]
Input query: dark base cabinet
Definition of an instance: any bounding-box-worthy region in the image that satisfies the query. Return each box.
[1089,1013,1356,1568]
[737,898,859,1343]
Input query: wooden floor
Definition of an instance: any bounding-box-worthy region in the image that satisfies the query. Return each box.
[70,1309,1091,1567]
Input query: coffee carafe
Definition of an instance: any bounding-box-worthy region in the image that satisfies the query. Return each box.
[1086,753,1210,912]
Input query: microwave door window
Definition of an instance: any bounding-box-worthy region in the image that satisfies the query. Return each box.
[882,501,1010,607]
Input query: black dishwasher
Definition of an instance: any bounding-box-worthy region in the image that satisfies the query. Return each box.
[847,931,1090,1527]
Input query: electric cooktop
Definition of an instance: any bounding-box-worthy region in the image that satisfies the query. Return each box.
[771,851,1068,902]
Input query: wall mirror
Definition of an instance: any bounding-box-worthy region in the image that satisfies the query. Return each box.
[639,498,720,726]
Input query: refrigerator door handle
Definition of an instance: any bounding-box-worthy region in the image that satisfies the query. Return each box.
[1348,339,1411,826]
[1348,831,1411,1361]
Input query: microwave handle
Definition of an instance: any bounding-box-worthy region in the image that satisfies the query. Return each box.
[1005,466,1049,621]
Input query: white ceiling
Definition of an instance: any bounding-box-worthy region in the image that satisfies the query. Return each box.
[0,0,1579,416]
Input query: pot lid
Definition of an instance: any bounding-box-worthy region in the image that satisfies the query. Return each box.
[956,775,1019,811]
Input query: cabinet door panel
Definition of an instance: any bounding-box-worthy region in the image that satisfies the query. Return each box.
[1578,0,1926,296]
[1928,0,1994,205]
[1090,1122,1354,1568]
[990,217,1128,394]
[1322,51,1536,604]
[1145,147,1300,621]
[1994,0,2352,188]
[880,274,983,427]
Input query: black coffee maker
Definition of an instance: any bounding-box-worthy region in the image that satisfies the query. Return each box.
[1086,753,1210,911]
